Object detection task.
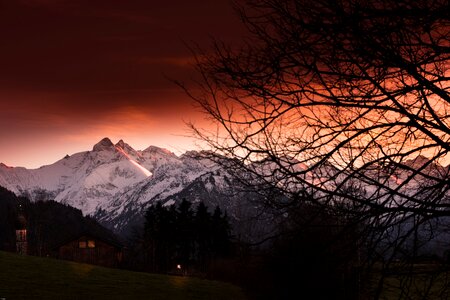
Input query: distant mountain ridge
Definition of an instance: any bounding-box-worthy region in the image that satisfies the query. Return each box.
[0,138,262,237]
[1,138,445,238]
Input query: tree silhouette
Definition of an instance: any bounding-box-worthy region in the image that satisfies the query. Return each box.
[175,198,194,270]
[194,201,212,271]
[211,206,231,258]
[181,0,450,297]
[144,202,177,272]
[143,199,232,274]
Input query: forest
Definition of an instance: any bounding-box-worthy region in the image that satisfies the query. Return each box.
[1,184,359,299]
[0,186,118,256]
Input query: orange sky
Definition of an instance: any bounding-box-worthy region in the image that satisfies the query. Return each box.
[0,0,245,168]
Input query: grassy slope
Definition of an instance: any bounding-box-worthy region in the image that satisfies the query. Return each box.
[0,251,247,300]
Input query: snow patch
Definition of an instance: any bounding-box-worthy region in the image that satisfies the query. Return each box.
[164,199,175,206]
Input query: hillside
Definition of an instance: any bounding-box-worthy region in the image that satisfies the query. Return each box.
[0,186,121,256]
[0,251,246,300]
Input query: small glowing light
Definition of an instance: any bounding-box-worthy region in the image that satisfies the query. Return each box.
[176,264,181,270]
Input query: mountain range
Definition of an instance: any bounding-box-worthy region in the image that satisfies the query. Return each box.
[2,137,447,243]
[0,138,262,237]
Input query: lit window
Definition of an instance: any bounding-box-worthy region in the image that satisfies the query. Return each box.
[16,229,26,240]
[88,240,95,248]
[79,241,87,248]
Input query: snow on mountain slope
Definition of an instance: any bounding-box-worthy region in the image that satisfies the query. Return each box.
[0,138,233,235]
[94,161,269,239]
[3,137,444,238]
[0,138,155,215]
[93,152,221,227]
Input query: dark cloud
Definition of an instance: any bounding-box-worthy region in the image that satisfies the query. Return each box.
[0,0,245,167]
[0,0,243,92]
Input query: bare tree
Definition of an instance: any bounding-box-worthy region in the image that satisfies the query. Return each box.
[181,0,450,298]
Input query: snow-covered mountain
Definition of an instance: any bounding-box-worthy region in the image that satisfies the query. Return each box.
[2,137,446,240]
[0,138,263,237]
[0,138,152,215]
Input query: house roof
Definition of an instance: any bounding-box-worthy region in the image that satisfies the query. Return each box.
[56,232,123,249]
[52,223,123,250]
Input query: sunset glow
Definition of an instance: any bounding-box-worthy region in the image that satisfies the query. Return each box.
[0,0,245,168]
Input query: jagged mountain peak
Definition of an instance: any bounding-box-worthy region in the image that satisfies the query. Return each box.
[180,150,211,160]
[0,163,11,169]
[93,137,114,151]
[115,139,126,148]
[406,155,432,167]
[114,139,138,156]
[181,150,202,157]
[142,145,177,157]
[115,139,135,151]
[402,155,448,172]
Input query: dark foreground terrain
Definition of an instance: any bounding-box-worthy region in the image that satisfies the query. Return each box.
[0,251,246,300]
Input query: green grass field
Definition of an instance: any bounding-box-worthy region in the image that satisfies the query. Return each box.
[0,251,247,300]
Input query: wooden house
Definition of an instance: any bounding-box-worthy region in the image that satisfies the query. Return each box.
[56,231,123,268]
[15,207,28,255]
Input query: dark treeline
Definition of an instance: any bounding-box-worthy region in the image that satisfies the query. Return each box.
[124,196,360,299]
[132,199,232,275]
[0,187,24,251]
[0,186,119,256]
[1,185,358,299]
[1,185,232,277]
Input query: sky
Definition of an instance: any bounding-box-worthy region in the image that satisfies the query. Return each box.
[0,0,245,168]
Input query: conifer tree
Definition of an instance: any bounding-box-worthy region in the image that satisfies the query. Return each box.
[194,201,212,270]
[176,199,194,269]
